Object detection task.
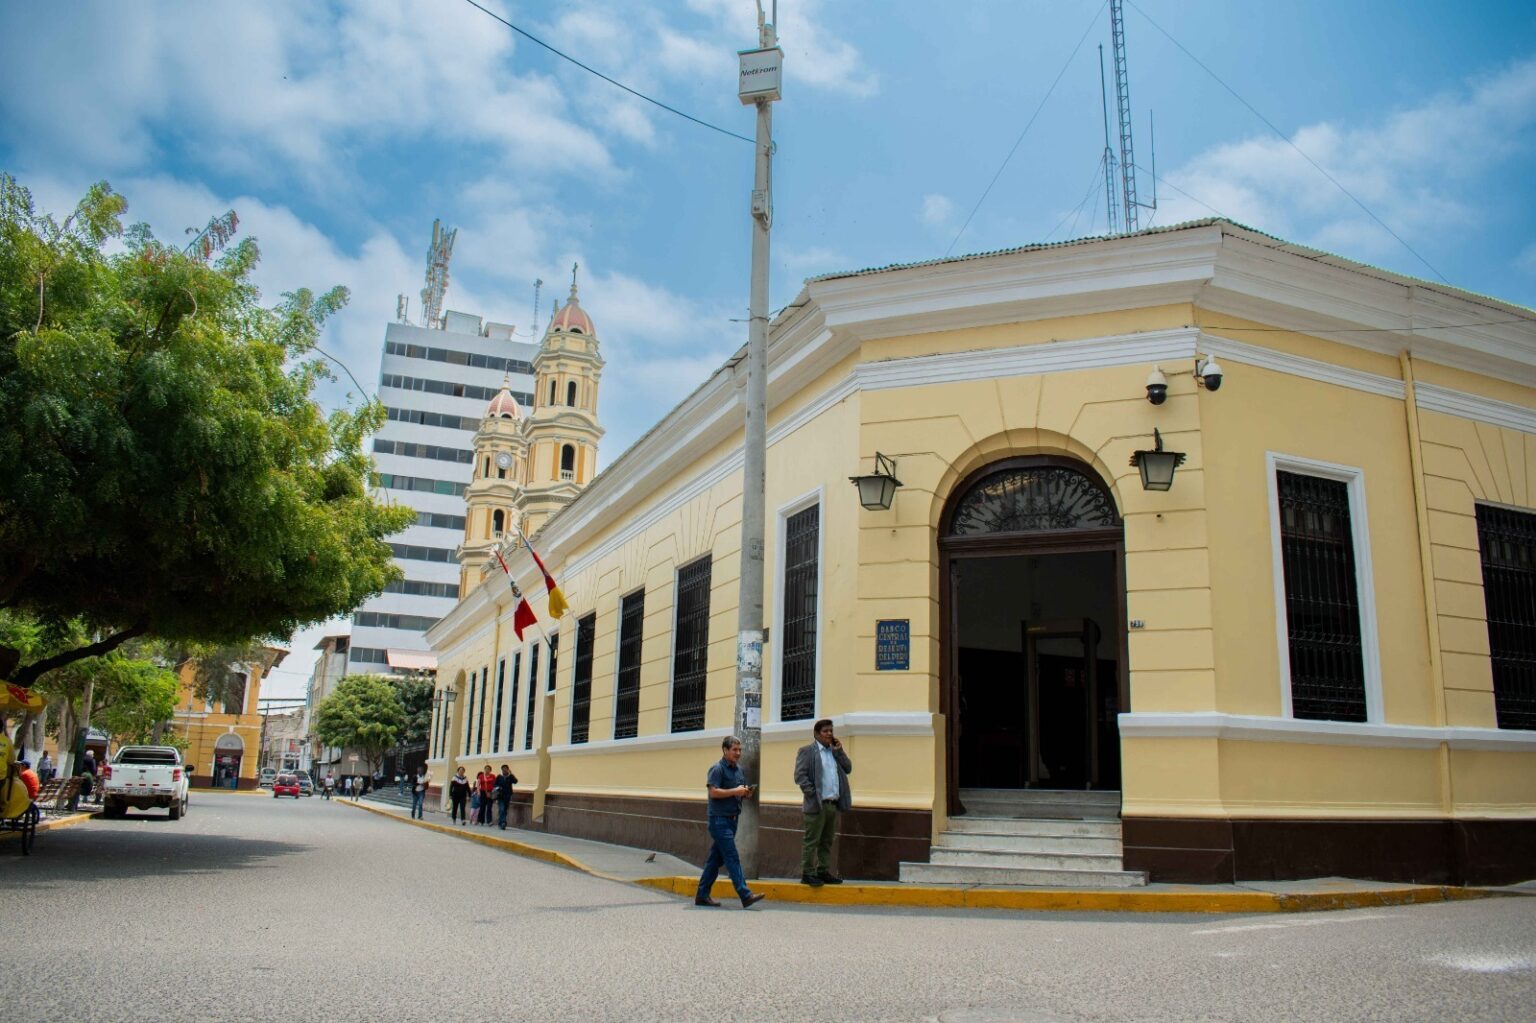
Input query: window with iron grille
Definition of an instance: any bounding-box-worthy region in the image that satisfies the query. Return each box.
[548,633,559,695]
[1276,470,1367,722]
[571,614,596,743]
[615,590,645,739]
[491,659,506,753]
[1477,504,1536,730]
[463,670,478,756]
[671,557,712,732]
[525,644,540,750]
[506,652,522,751]
[475,664,489,752]
[781,504,820,721]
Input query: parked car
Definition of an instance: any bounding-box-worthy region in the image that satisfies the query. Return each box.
[102,746,190,820]
[258,768,277,789]
[272,774,301,798]
[297,776,314,797]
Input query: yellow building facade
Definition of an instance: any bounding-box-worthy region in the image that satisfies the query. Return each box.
[427,221,1535,884]
[173,647,285,790]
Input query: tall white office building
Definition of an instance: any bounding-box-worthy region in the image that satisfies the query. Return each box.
[349,309,538,675]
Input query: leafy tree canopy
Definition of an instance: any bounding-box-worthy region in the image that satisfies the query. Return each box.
[313,675,405,774]
[0,177,414,687]
[392,673,436,747]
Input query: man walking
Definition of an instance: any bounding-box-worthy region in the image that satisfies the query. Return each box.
[411,765,431,820]
[694,736,765,910]
[493,764,518,830]
[322,773,335,800]
[793,719,853,886]
[36,750,52,783]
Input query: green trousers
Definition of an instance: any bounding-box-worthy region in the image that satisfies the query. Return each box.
[801,801,838,876]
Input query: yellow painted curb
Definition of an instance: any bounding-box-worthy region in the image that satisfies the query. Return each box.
[636,875,1497,914]
[189,787,267,796]
[0,811,93,843]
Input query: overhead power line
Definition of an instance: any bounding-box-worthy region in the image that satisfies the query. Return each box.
[459,0,754,145]
[946,0,1108,257]
[1123,0,1449,285]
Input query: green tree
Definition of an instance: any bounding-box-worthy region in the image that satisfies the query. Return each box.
[391,673,436,747]
[313,675,405,777]
[0,177,414,690]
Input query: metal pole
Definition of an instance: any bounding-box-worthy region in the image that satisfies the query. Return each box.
[733,10,777,878]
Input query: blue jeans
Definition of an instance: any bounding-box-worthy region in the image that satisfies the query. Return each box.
[411,790,426,819]
[696,814,750,901]
[496,797,509,828]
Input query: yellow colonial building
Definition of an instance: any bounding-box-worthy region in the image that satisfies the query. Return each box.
[426,220,1535,885]
[173,646,285,790]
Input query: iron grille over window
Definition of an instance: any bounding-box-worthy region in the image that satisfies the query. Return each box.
[950,466,1118,535]
[463,671,478,756]
[524,644,540,751]
[781,505,820,721]
[547,633,559,695]
[615,591,645,739]
[506,653,522,751]
[671,557,713,732]
[475,665,489,753]
[1277,471,1367,722]
[571,614,596,744]
[491,660,505,753]
[1477,504,1536,730]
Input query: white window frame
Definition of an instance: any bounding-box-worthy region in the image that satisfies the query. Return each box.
[771,487,824,724]
[1265,452,1384,723]
[667,553,713,734]
[611,587,645,741]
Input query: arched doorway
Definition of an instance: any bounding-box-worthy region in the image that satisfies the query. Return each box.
[213,733,244,790]
[940,457,1128,815]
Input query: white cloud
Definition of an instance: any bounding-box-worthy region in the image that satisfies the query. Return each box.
[921,194,955,229]
[681,0,878,97]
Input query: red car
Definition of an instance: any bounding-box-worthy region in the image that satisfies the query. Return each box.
[272,774,302,798]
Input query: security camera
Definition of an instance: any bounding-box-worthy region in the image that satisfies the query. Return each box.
[1196,356,1224,392]
[1145,366,1168,406]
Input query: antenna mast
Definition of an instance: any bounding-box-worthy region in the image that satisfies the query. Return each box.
[1109,0,1155,231]
[531,278,543,335]
[419,219,457,329]
[1098,45,1120,235]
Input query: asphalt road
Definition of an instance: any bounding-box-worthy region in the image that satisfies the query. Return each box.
[1,792,1532,1023]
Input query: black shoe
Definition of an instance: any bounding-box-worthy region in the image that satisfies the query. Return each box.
[741,892,766,909]
[800,874,824,887]
[694,897,722,907]
[817,872,844,885]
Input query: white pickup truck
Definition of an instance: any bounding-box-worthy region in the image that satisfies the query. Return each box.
[102,746,190,820]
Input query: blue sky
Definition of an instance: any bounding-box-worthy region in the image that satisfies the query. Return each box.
[4,0,1534,693]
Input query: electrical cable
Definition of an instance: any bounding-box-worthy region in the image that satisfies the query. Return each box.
[459,0,754,145]
[306,344,372,399]
[1124,0,1449,284]
[1044,155,1111,243]
[946,0,1108,257]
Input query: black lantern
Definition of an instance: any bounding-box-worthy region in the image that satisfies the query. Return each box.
[849,452,902,511]
[1129,429,1186,491]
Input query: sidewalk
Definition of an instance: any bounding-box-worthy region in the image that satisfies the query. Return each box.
[341,797,1505,914]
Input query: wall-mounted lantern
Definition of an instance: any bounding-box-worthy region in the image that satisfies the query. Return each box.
[850,452,902,511]
[1129,429,1187,492]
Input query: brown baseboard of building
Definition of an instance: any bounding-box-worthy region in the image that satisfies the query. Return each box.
[504,792,931,881]
[1123,817,1536,886]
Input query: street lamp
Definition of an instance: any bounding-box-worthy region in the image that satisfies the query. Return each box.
[849,452,903,511]
[1129,428,1187,491]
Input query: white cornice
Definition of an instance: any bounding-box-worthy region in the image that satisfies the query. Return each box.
[1415,382,1536,436]
[1198,333,1406,399]
[1119,712,1536,751]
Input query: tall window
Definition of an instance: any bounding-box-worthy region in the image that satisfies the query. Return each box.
[671,557,712,732]
[493,509,505,536]
[524,644,540,750]
[566,380,578,406]
[491,659,506,753]
[548,380,556,405]
[571,613,596,744]
[547,633,559,695]
[506,652,522,751]
[1276,470,1367,722]
[781,504,820,720]
[475,664,490,752]
[1477,504,1536,730]
[463,670,478,756]
[561,444,576,478]
[615,590,645,739]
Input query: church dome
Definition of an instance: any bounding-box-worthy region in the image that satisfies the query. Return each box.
[486,386,522,419]
[549,294,594,336]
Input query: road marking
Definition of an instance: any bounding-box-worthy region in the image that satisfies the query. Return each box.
[1192,912,1393,935]
[1427,953,1533,974]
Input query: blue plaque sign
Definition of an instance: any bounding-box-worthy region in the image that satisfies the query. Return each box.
[875,619,910,671]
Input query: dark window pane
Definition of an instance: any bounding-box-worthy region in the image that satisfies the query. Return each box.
[506,653,522,751]
[782,505,819,721]
[571,614,596,744]
[615,591,645,739]
[671,557,712,732]
[1477,504,1536,730]
[524,644,540,750]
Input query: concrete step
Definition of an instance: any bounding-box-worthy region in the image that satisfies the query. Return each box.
[935,831,1122,855]
[958,789,1122,820]
[898,860,1148,888]
[944,816,1121,839]
[929,846,1127,872]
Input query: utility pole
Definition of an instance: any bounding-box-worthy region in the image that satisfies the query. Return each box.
[733,1,782,878]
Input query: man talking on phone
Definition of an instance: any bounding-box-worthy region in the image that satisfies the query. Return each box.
[695,735,766,909]
[794,719,853,886]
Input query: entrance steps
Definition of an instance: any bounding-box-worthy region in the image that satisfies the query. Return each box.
[899,790,1148,888]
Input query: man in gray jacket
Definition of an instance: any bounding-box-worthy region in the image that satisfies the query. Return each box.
[793,718,852,886]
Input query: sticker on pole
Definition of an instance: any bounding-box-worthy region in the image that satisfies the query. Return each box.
[737,631,763,675]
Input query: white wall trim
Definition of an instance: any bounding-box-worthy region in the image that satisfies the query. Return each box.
[549,727,732,758]
[1415,382,1536,436]
[1265,452,1385,723]
[771,487,824,724]
[1119,712,1536,751]
[1198,333,1406,400]
[762,712,934,739]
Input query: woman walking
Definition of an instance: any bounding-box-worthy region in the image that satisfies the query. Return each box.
[476,765,495,825]
[448,766,471,825]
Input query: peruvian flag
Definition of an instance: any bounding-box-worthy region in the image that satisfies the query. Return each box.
[493,548,540,640]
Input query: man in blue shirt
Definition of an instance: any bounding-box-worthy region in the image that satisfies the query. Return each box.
[793,718,853,886]
[694,735,766,909]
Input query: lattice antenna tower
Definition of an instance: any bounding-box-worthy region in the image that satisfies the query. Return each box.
[1098,45,1120,235]
[420,219,458,329]
[1109,0,1156,232]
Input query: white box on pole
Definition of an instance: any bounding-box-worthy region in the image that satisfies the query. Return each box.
[738,47,782,104]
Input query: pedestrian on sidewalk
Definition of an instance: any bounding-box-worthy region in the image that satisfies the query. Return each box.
[493,764,517,830]
[36,750,52,783]
[694,735,765,910]
[476,765,495,825]
[793,718,853,887]
[395,773,404,795]
[449,766,470,825]
[411,766,430,820]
